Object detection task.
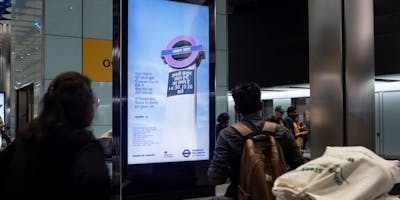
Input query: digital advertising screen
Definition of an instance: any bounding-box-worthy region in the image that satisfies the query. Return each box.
[0,92,4,124]
[127,0,211,165]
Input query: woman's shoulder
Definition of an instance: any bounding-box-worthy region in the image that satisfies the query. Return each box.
[42,127,97,151]
[70,139,110,198]
[66,128,97,147]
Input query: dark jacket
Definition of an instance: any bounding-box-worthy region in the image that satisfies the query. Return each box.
[215,123,228,140]
[0,127,110,200]
[284,116,295,135]
[208,113,305,199]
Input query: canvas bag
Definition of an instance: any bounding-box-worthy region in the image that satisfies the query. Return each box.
[232,121,287,200]
[272,146,400,200]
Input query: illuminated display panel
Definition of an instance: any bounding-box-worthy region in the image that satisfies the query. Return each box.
[127,0,211,165]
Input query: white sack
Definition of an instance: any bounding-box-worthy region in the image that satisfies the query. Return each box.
[273,146,399,200]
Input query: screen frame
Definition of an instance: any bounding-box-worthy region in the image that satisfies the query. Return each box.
[119,0,216,197]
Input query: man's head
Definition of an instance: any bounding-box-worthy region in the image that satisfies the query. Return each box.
[274,106,284,118]
[287,106,297,119]
[231,82,262,115]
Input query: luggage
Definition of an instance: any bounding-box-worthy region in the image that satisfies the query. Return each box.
[233,121,287,200]
[273,146,400,200]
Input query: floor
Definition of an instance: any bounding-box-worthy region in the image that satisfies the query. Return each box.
[186,183,229,200]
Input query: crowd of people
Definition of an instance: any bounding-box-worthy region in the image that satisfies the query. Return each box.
[215,98,310,152]
[0,69,395,200]
[209,81,400,200]
[0,69,313,200]
[271,105,309,151]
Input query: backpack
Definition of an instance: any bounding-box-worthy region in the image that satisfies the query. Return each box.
[232,121,287,200]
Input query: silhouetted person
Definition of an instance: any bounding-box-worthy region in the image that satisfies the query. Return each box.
[293,114,308,150]
[269,106,285,125]
[284,106,297,136]
[0,71,110,200]
[216,112,230,140]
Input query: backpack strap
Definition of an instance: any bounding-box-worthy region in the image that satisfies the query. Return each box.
[261,121,277,133]
[232,121,278,139]
[232,122,254,139]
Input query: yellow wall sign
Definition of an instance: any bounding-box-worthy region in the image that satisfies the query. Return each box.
[83,38,112,82]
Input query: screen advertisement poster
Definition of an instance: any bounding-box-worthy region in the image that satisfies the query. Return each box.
[127,0,210,165]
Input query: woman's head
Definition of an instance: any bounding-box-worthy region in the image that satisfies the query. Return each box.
[40,71,95,129]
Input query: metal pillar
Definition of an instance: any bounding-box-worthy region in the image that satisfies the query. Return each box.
[309,0,375,157]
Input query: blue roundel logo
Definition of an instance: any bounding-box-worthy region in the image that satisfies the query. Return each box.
[182,149,191,158]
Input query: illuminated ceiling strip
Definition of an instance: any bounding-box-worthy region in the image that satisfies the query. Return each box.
[228,81,400,101]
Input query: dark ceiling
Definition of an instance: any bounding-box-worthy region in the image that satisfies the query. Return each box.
[228,0,309,89]
[374,0,400,76]
[228,0,400,89]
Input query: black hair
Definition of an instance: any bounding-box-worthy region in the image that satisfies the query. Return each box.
[217,112,230,124]
[231,82,261,115]
[19,71,95,140]
[287,106,296,114]
[275,106,284,113]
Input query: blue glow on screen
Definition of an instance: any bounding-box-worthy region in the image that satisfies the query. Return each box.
[127,0,210,165]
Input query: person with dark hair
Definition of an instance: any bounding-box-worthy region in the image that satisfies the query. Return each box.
[207,82,305,199]
[284,106,297,135]
[293,114,308,150]
[0,71,110,200]
[269,105,285,125]
[216,112,230,140]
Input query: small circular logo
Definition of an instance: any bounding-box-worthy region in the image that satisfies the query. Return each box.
[182,149,191,158]
[102,59,112,68]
